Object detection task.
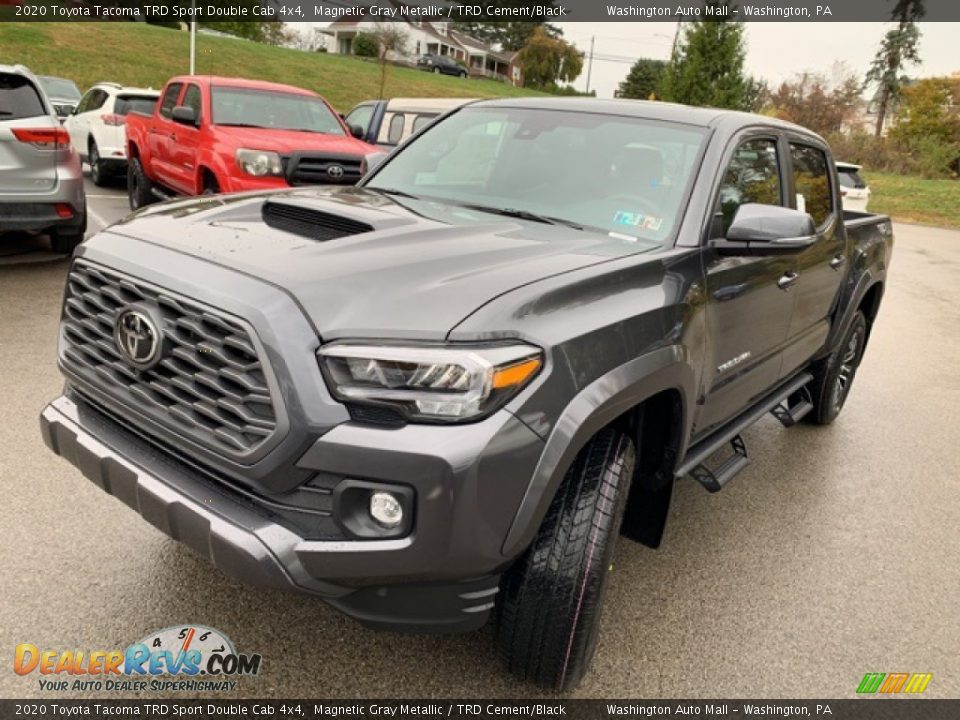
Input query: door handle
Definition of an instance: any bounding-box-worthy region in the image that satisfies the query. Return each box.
[169,133,177,141]
[830,255,846,270]
[777,271,799,291]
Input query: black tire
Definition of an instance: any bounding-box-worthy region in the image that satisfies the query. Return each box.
[88,140,107,187]
[128,156,154,211]
[51,211,86,255]
[496,427,636,691]
[805,311,868,425]
[433,67,442,75]
[460,71,467,79]
[202,175,220,195]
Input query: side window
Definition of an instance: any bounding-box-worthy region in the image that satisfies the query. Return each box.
[387,113,405,145]
[182,84,202,122]
[412,114,436,134]
[344,104,374,135]
[158,83,182,119]
[715,138,781,236]
[790,143,833,227]
[75,89,95,114]
[89,89,108,112]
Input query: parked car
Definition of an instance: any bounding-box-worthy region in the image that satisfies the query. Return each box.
[417,53,467,78]
[0,64,85,253]
[836,161,871,212]
[124,75,378,209]
[36,75,81,122]
[343,97,476,149]
[64,82,159,187]
[41,98,893,690]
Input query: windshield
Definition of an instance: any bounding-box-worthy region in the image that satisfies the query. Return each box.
[366,106,707,243]
[211,86,344,135]
[38,76,80,100]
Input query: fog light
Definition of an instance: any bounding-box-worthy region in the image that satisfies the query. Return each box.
[369,492,403,528]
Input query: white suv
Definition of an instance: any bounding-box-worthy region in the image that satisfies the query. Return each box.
[835,161,871,213]
[65,82,159,186]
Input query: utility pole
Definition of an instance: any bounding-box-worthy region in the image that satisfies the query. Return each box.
[585,36,595,94]
[189,0,197,75]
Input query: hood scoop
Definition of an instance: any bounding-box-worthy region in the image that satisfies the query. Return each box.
[262,200,375,242]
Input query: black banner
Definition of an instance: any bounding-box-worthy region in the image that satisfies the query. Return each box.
[4,0,960,23]
[0,700,957,719]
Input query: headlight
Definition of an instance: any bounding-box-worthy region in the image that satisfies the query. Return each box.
[318,343,543,423]
[235,148,283,177]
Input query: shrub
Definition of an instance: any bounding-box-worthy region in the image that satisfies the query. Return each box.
[353,32,379,58]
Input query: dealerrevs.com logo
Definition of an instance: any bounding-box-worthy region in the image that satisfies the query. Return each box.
[14,625,262,693]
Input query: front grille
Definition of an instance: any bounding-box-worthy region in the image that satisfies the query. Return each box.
[262,201,373,242]
[60,261,280,461]
[285,152,364,186]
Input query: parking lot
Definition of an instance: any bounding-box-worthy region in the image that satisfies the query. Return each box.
[1,172,959,698]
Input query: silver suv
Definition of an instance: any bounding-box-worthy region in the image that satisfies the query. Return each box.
[0,64,86,253]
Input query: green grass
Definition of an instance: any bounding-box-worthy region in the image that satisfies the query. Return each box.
[0,22,544,112]
[867,171,960,229]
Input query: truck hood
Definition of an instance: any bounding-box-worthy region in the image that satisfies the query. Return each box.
[212,126,376,155]
[97,187,661,340]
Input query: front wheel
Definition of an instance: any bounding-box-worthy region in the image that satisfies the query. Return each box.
[805,311,868,425]
[433,67,441,74]
[496,427,636,691]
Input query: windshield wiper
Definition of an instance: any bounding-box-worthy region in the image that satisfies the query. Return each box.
[458,203,585,231]
[367,187,420,200]
[218,122,269,129]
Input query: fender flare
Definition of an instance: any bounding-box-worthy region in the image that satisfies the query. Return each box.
[500,345,696,558]
[821,269,883,358]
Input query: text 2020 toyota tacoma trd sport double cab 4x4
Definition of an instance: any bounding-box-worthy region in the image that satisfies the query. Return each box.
[41,99,893,690]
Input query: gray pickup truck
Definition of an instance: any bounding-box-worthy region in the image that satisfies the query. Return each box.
[41,98,893,690]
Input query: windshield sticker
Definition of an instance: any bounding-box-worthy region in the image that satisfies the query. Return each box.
[613,211,663,232]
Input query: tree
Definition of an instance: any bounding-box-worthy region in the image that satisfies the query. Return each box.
[889,75,960,176]
[516,26,583,89]
[372,25,409,100]
[659,3,750,110]
[618,58,666,100]
[766,70,863,136]
[864,0,925,137]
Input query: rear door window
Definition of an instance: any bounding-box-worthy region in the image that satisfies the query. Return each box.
[0,73,46,121]
[790,143,833,227]
[182,84,202,122]
[387,113,406,144]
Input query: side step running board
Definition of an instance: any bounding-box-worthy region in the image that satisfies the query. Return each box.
[150,187,173,201]
[770,385,813,427]
[677,372,813,493]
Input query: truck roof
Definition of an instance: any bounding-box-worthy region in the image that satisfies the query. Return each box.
[166,75,318,97]
[471,97,821,138]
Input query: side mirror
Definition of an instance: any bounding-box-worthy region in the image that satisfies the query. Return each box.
[712,203,817,256]
[349,123,365,140]
[171,105,198,126]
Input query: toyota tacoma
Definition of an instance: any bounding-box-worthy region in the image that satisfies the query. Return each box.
[41,98,893,690]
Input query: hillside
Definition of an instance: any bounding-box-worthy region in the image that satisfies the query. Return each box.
[0,22,545,111]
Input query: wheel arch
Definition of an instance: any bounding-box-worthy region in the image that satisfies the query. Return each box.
[500,346,695,558]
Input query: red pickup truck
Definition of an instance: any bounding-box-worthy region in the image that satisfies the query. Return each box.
[124,75,377,208]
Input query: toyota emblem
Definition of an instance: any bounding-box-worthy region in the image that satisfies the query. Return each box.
[327,165,345,180]
[114,309,161,368]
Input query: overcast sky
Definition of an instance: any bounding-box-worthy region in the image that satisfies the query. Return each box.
[556,22,960,98]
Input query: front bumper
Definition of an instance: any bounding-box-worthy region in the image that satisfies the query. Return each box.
[40,393,538,633]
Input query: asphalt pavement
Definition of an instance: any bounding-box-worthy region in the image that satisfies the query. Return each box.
[1,173,959,699]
